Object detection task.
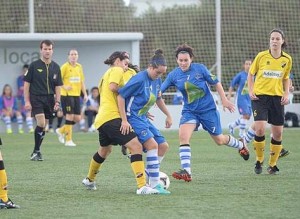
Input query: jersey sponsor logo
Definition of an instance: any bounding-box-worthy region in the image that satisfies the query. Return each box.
[262,70,282,79]
[37,68,43,73]
[138,93,156,115]
[185,82,205,103]
[69,76,80,83]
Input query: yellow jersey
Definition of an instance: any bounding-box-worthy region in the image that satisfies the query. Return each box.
[94,67,125,129]
[60,62,85,96]
[249,50,292,96]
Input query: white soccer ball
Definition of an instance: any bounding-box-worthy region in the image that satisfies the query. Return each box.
[158,171,170,189]
[145,171,170,189]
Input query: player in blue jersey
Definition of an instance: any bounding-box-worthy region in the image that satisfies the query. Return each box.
[118,49,172,194]
[161,43,249,182]
[227,59,252,138]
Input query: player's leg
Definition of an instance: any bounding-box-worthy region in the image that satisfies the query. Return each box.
[0,140,19,209]
[15,111,24,134]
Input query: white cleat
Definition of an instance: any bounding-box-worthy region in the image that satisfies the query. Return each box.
[136,185,159,195]
[82,178,97,190]
[65,140,76,147]
[55,128,65,144]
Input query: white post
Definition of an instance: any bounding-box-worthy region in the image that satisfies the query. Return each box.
[29,0,34,33]
[216,0,221,82]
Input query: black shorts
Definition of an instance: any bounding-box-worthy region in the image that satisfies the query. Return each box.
[61,96,81,115]
[30,94,55,119]
[251,95,284,126]
[98,118,137,147]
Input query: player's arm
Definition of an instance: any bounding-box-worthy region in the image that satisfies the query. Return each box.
[215,82,235,113]
[81,81,88,102]
[281,78,290,105]
[23,81,31,111]
[54,85,62,111]
[156,97,172,128]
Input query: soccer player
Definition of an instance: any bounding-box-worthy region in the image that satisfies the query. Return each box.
[118,49,172,194]
[0,84,25,134]
[227,59,252,138]
[161,43,249,182]
[248,28,292,174]
[55,49,88,146]
[82,51,158,195]
[24,40,63,161]
[0,137,19,209]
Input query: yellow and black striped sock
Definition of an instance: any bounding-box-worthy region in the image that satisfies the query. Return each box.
[130,154,146,189]
[269,139,282,167]
[0,161,8,202]
[253,136,265,163]
[87,152,105,181]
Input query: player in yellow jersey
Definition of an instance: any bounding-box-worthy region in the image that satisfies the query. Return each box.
[0,137,19,209]
[82,51,158,195]
[56,49,88,146]
[248,28,292,174]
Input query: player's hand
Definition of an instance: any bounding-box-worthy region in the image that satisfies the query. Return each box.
[25,102,32,111]
[54,101,61,112]
[281,94,290,105]
[64,85,72,91]
[120,120,132,135]
[249,91,259,100]
[83,94,88,103]
[222,98,235,113]
[146,112,155,121]
[165,116,172,128]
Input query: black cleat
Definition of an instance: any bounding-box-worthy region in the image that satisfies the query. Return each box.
[0,198,20,209]
[267,165,279,175]
[254,161,263,174]
[279,148,289,158]
[30,152,43,161]
[238,138,250,161]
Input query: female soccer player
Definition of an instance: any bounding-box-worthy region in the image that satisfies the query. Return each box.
[81,51,158,195]
[161,43,249,182]
[118,49,172,194]
[248,28,292,174]
[227,59,252,138]
[56,49,88,146]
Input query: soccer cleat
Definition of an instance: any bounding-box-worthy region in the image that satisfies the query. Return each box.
[6,128,12,134]
[18,128,24,134]
[238,138,250,161]
[267,165,279,175]
[29,128,34,134]
[228,124,234,135]
[172,169,192,182]
[55,128,65,144]
[30,152,43,161]
[0,198,20,209]
[82,178,97,190]
[65,140,76,147]
[154,184,171,194]
[254,161,263,174]
[136,185,159,195]
[279,148,289,158]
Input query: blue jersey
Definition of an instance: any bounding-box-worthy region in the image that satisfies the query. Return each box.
[118,70,162,118]
[161,63,218,112]
[229,71,250,104]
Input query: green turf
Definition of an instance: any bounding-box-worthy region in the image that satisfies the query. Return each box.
[0,128,299,219]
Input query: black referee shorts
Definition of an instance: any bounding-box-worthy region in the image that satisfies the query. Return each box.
[61,96,81,115]
[98,118,137,147]
[30,94,55,119]
[251,95,284,126]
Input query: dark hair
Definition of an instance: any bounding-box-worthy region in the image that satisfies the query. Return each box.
[128,63,140,72]
[149,49,167,68]
[104,51,129,65]
[40,39,54,49]
[23,64,29,69]
[175,43,195,58]
[269,28,287,49]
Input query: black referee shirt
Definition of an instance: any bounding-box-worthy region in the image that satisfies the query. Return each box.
[24,59,63,95]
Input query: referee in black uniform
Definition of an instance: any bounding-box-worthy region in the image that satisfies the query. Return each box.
[24,40,63,161]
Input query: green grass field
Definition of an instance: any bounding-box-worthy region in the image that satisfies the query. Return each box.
[1,128,299,219]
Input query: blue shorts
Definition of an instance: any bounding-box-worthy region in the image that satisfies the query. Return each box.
[129,115,166,145]
[180,110,222,135]
[237,99,252,116]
